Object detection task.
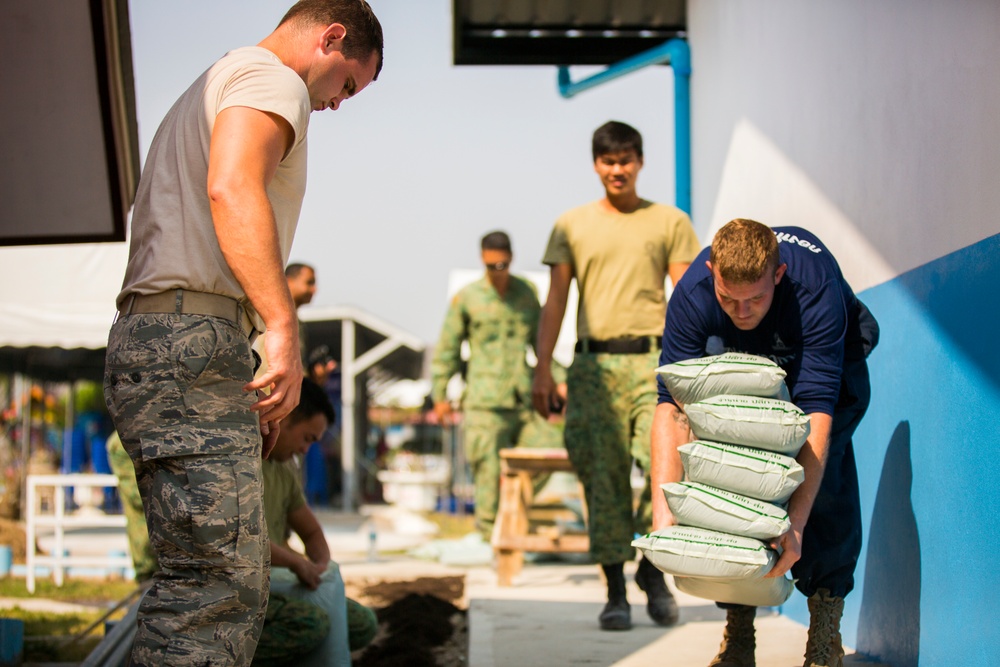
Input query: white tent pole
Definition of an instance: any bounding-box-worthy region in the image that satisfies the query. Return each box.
[340,319,356,512]
[18,374,30,516]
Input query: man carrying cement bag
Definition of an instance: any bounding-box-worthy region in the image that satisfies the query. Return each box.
[651,219,879,667]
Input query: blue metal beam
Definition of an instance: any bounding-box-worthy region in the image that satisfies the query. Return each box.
[557,38,692,216]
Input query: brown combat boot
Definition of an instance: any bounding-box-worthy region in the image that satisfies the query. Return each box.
[804,589,845,667]
[709,606,756,667]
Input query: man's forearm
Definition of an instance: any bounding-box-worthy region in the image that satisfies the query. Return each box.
[212,196,297,334]
[787,412,834,530]
[536,280,568,367]
[650,402,691,528]
[303,531,332,566]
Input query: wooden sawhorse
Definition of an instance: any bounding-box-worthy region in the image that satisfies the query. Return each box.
[491,448,589,586]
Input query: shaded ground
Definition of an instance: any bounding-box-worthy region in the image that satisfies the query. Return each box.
[347,576,467,667]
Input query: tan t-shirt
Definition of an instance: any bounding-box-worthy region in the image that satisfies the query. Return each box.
[542,200,701,340]
[118,46,311,330]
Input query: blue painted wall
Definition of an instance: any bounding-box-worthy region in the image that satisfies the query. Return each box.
[781,233,1000,666]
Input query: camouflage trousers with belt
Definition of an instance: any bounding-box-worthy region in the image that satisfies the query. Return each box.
[564,349,660,565]
[463,407,564,539]
[104,313,268,667]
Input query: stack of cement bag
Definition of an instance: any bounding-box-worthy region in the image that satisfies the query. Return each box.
[631,352,808,607]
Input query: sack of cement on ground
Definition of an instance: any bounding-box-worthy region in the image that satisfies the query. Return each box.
[631,526,776,579]
[657,352,790,405]
[684,395,810,455]
[679,440,805,503]
[662,481,791,540]
[674,573,795,607]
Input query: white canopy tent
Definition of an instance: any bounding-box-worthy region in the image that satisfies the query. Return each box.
[0,242,127,358]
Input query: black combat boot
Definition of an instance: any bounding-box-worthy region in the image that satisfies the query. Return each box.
[635,555,680,626]
[599,563,631,630]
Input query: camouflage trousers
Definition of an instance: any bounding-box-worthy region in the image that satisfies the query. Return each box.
[251,593,330,666]
[106,431,159,582]
[104,313,268,667]
[564,349,659,565]
[463,407,563,538]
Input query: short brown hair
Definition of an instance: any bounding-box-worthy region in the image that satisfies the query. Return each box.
[709,219,780,283]
[280,0,384,79]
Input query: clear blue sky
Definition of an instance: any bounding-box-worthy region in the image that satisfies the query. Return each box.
[129,0,679,343]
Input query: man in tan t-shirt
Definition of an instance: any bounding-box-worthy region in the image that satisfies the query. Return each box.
[104,3,383,665]
[533,120,700,632]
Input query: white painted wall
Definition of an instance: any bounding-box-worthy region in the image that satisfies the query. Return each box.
[688,0,1000,289]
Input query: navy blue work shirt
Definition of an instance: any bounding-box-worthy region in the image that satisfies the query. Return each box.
[658,226,873,416]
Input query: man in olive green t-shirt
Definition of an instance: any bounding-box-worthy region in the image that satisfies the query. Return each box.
[533,121,701,632]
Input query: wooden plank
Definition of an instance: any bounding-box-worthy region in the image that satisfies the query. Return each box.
[493,534,590,553]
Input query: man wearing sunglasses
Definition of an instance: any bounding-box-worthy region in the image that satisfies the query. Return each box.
[431,231,566,540]
[533,121,701,632]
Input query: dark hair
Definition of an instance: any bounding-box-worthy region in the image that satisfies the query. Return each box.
[279,0,384,79]
[285,262,314,278]
[289,378,336,426]
[592,120,643,160]
[481,230,512,253]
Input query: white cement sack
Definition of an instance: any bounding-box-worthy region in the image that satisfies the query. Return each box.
[679,440,805,503]
[631,526,776,579]
[657,352,789,405]
[685,395,810,455]
[663,482,791,540]
[674,574,795,607]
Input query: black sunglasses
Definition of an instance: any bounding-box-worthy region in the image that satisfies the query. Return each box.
[485,261,510,271]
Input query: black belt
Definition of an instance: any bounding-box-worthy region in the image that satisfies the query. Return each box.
[574,337,661,354]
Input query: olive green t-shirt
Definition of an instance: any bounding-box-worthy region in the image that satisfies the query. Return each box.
[542,200,700,340]
[262,458,307,549]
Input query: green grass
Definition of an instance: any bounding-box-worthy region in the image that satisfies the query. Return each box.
[2,605,125,637]
[0,577,139,661]
[426,512,477,539]
[0,577,139,604]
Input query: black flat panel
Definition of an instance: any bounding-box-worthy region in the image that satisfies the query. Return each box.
[454,0,686,65]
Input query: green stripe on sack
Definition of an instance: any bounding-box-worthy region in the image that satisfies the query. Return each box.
[642,533,768,553]
[693,442,793,470]
[678,482,787,519]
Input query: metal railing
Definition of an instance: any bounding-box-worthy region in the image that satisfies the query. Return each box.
[25,474,130,593]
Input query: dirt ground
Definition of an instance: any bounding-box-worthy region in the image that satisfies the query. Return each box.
[346,576,468,667]
[0,518,27,562]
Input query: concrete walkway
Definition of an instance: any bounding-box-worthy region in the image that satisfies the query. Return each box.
[323,509,888,667]
[23,508,889,667]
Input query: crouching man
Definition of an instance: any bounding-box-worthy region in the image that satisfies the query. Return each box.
[651,219,879,666]
[259,378,378,664]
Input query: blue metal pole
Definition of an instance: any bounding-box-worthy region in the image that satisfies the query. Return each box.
[668,39,692,215]
[557,38,692,216]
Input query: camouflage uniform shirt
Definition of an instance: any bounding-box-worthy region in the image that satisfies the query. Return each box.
[431,275,563,408]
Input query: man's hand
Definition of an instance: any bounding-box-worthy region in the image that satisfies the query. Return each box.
[766,523,804,578]
[532,365,557,418]
[261,420,280,459]
[245,324,303,425]
[289,554,327,590]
